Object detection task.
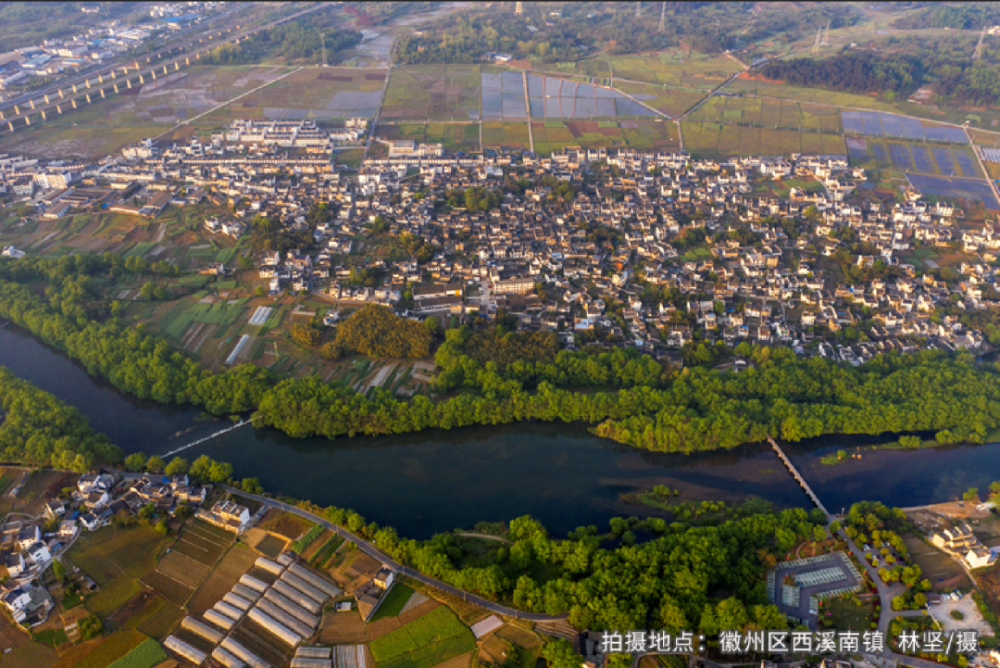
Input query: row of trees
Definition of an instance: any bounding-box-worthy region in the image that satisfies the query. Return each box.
[4,255,1000,457]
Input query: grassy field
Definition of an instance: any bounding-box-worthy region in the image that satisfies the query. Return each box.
[820,594,877,632]
[67,525,168,587]
[528,119,677,154]
[564,50,742,89]
[688,96,841,131]
[106,638,168,668]
[481,121,530,150]
[68,630,147,668]
[258,509,315,539]
[370,585,415,622]
[376,122,480,153]
[382,65,481,121]
[681,121,845,158]
[370,606,476,668]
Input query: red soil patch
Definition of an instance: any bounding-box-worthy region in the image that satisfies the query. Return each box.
[364,73,386,82]
[738,71,785,84]
[318,74,353,83]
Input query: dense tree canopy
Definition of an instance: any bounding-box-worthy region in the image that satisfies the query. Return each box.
[335,305,433,358]
[0,367,120,471]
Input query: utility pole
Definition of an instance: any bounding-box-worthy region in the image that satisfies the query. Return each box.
[812,26,822,54]
[974,25,987,61]
[514,1,522,15]
[635,1,641,19]
[321,32,326,67]
[822,20,831,46]
[659,1,666,33]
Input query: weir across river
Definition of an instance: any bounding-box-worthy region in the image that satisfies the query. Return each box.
[767,436,830,518]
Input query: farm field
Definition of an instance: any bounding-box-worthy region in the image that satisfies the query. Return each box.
[382,65,481,121]
[370,606,476,668]
[688,96,841,132]
[680,121,845,158]
[566,50,743,89]
[850,138,984,178]
[727,76,1000,130]
[376,122,480,153]
[203,67,387,122]
[613,81,707,118]
[480,121,530,151]
[529,120,678,155]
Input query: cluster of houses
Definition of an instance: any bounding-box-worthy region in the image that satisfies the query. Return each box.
[256,144,997,362]
[0,468,253,627]
[4,127,1000,363]
[930,523,999,570]
[225,118,368,148]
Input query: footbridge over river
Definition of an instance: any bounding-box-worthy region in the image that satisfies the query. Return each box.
[767,436,830,518]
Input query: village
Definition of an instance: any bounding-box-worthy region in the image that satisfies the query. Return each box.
[2,121,1000,372]
[2,456,1000,668]
[0,465,568,668]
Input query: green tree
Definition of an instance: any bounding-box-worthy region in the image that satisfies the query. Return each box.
[124,452,147,472]
[164,457,190,476]
[146,455,165,473]
[541,639,584,668]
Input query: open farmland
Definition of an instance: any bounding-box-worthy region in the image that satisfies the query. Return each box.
[376,123,480,153]
[382,65,481,121]
[480,122,530,150]
[681,121,845,158]
[689,96,842,132]
[613,81,706,118]
[204,67,387,121]
[370,606,476,668]
[566,50,743,89]
[187,542,257,615]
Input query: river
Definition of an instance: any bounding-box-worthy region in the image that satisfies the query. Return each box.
[0,322,996,539]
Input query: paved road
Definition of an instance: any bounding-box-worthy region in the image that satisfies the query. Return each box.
[222,486,568,622]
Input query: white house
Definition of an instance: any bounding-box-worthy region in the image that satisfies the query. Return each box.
[15,527,41,551]
[26,542,51,567]
[80,512,103,532]
[2,586,31,623]
[58,520,78,541]
[5,553,24,578]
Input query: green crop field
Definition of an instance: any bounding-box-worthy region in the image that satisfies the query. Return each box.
[370,584,415,622]
[71,630,147,668]
[292,524,323,553]
[681,121,844,158]
[481,121,530,150]
[371,606,475,668]
[567,50,742,89]
[107,638,168,668]
[688,96,841,131]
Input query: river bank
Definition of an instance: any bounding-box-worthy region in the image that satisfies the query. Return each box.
[0,320,998,538]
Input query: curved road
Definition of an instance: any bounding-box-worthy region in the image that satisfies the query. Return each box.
[222,486,567,623]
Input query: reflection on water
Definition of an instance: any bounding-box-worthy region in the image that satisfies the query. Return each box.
[1,322,998,538]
